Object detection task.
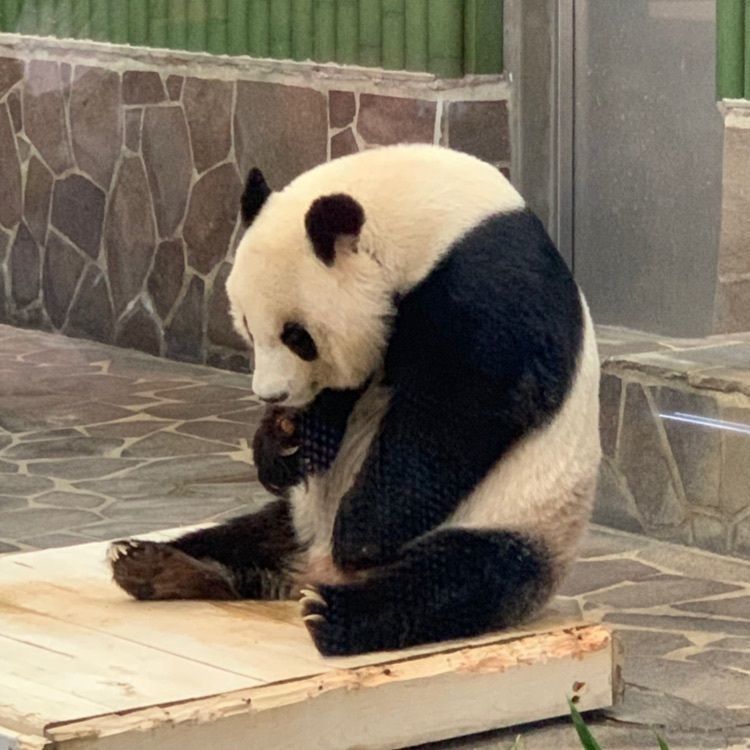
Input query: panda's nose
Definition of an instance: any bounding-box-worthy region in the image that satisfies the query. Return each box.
[258,391,289,404]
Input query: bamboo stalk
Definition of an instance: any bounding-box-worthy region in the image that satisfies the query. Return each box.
[291,0,313,60]
[150,0,169,47]
[745,0,750,98]
[464,0,502,74]
[17,0,40,35]
[335,0,358,65]
[381,0,404,69]
[207,0,227,53]
[249,0,269,56]
[168,0,188,49]
[269,0,291,58]
[227,0,248,54]
[314,0,335,62]
[55,0,74,38]
[358,0,381,67]
[2,0,21,31]
[427,0,463,78]
[38,0,57,36]
[71,0,90,39]
[107,0,127,43]
[89,0,109,41]
[128,0,148,45]
[716,0,745,98]
[404,0,427,71]
[186,0,207,51]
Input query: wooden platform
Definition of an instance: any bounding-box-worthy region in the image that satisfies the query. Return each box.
[0,528,621,750]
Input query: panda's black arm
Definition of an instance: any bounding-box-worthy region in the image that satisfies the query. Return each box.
[331,379,521,570]
[253,387,364,495]
[298,387,365,474]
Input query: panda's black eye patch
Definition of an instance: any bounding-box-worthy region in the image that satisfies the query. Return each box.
[281,322,318,361]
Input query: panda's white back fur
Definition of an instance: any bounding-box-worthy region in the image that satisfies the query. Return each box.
[450,296,600,567]
[228,144,600,586]
[240,144,525,291]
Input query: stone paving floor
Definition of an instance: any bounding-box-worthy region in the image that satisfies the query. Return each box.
[2,323,750,749]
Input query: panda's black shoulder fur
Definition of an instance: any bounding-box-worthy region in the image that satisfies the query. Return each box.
[329,208,585,573]
[386,207,583,433]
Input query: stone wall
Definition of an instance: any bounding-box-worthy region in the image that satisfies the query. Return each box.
[596,326,750,559]
[714,102,750,334]
[0,35,511,371]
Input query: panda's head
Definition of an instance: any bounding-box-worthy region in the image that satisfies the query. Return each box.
[226,168,393,408]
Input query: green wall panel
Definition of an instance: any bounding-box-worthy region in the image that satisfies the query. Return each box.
[2,0,22,31]
[207,0,227,53]
[108,0,128,44]
[427,0,463,78]
[291,0,313,60]
[186,0,206,51]
[313,0,335,62]
[0,0,506,77]
[128,0,148,45]
[335,0,357,65]
[381,0,404,70]
[358,0,381,67]
[38,0,57,36]
[404,0,427,72]
[717,0,745,98]
[168,0,188,48]
[70,0,90,39]
[269,0,291,58]
[16,0,40,35]
[248,0,269,57]
[56,0,74,38]
[226,0,247,54]
[465,0,502,74]
[149,0,169,47]
[89,0,108,41]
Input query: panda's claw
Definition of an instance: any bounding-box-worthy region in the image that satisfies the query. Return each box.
[107,539,140,562]
[303,613,326,624]
[300,587,327,607]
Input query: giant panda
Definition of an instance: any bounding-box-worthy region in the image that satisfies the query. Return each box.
[110,144,601,657]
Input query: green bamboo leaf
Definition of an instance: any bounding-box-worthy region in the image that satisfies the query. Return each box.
[656,734,670,750]
[567,698,602,750]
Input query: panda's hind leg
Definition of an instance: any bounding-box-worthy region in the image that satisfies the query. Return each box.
[110,539,239,600]
[301,528,555,656]
[110,499,303,601]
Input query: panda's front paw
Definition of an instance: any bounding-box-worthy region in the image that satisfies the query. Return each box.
[252,407,303,494]
[300,584,353,656]
[109,539,238,600]
[300,582,401,656]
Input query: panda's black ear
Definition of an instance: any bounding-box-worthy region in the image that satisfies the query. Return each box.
[304,194,365,266]
[241,168,271,225]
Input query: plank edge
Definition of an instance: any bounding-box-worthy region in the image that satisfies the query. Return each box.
[47,624,616,746]
[0,725,50,750]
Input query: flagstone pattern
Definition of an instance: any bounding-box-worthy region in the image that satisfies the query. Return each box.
[2,323,750,748]
[0,40,510,373]
[0,323,265,552]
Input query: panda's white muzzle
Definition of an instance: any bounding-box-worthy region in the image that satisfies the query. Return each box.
[252,346,315,408]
